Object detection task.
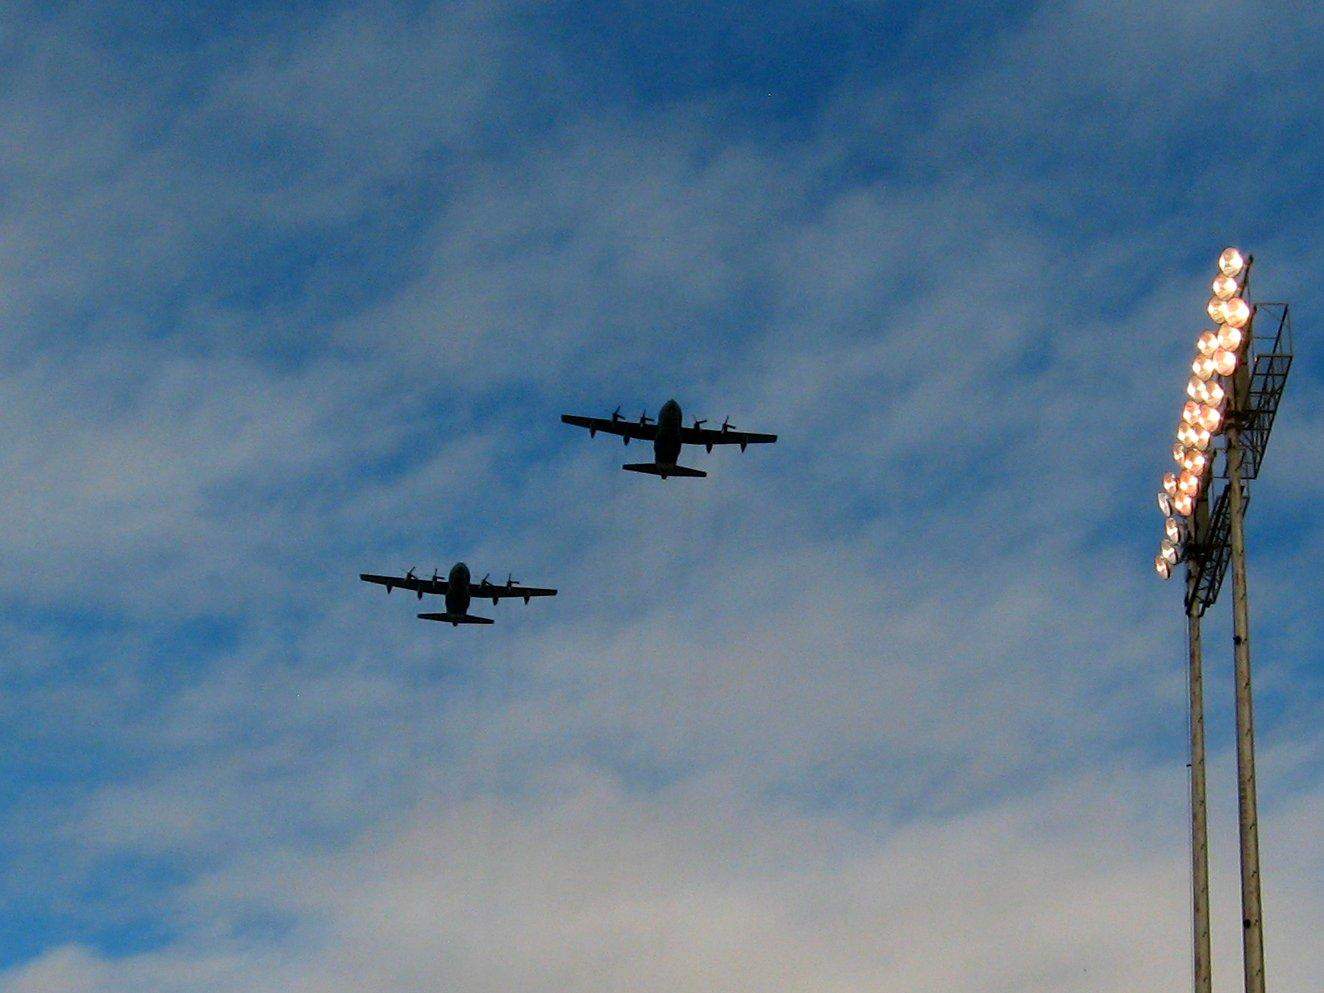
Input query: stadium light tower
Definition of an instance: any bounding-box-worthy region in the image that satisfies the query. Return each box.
[1151,249,1293,993]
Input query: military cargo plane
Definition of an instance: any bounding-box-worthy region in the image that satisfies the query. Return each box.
[561,398,776,478]
[359,562,556,626]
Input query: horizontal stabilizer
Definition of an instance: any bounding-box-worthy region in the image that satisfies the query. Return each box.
[622,462,706,479]
[417,612,495,626]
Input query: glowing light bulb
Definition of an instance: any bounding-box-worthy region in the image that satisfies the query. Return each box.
[1173,441,1187,463]
[1204,381,1225,406]
[1165,517,1182,543]
[1192,354,1216,380]
[1161,539,1179,565]
[1163,471,1179,496]
[1189,425,1212,451]
[1197,330,1220,357]
[1156,554,1172,580]
[1198,405,1223,433]
[1182,400,1202,425]
[1213,348,1238,377]
[1212,273,1237,300]
[1179,470,1200,496]
[1207,297,1227,323]
[1218,324,1243,351]
[1219,247,1245,277]
[1177,423,1194,447]
[1222,297,1250,328]
[1173,492,1194,516]
[1182,449,1209,475]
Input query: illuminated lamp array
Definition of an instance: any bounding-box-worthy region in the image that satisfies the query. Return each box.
[1154,247,1249,579]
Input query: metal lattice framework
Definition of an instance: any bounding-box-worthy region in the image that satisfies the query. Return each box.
[1185,300,1293,614]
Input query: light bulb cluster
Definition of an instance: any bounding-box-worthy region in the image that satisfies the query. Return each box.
[1154,247,1250,580]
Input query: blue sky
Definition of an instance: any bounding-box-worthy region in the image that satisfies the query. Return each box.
[1,2,1321,990]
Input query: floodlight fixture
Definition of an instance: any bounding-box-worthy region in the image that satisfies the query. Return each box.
[1222,297,1251,328]
[1218,246,1244,277]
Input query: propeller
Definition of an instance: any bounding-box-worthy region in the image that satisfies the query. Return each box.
[506,573,518,587]
[611,405,623,422]
[695,418,713,452]
[431,569,440,584]
[480,572,491,587]
[405,567,417,580]
[638,409,653,425]
[721,416,735,432]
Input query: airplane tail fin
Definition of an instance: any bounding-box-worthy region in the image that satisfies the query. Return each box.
[622,462,706,479]
[417,612,495,626]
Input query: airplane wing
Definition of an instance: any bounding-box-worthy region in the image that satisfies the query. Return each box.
[472,582,558,604]
[678,424,778,450]
[360,572,448,597]
[561,413,660,442]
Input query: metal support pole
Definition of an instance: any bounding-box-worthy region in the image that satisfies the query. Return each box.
[1185,594,1212,993]
[1226,419,1267,993]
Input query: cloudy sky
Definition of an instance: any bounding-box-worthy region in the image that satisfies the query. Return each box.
[1,2,1320,991]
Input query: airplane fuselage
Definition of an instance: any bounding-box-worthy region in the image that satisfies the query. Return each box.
[654,398,683,467]
[445,562,471,616]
